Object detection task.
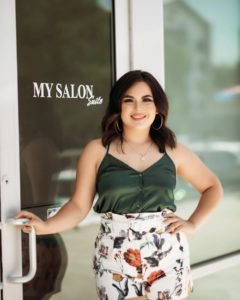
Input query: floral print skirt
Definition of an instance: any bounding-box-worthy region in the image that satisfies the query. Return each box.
[92,208,194,300]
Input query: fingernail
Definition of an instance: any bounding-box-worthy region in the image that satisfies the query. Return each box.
[23,221,28,225]
[22,227,26,230]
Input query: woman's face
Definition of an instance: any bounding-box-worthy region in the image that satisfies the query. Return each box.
[120,81,158,131]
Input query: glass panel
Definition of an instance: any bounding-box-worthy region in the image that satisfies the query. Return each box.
[163,0,240,263]
[16,0,112,298]
[191,264,240,299]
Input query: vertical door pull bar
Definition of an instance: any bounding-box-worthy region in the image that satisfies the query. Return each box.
[5,218,37,283]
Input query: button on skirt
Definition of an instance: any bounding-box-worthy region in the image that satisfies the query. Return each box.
[92,208,194,300]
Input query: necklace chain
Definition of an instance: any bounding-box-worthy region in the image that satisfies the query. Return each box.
[123,137,153,161]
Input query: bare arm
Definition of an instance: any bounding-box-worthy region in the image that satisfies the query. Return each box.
[44,140,98,234]
[15,139,99,235]
[176,142,224,232]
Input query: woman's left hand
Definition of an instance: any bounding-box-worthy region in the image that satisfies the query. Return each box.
[164,212,194,235]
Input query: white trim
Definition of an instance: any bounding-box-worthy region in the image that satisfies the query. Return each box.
[114,0,165,87]
[192,253,240,280]
[114,0,131,79]
[130,0,165,87]
[0,0,23,299]
[128,0,133,70]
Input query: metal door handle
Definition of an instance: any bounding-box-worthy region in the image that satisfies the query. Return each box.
[5,218,37,283]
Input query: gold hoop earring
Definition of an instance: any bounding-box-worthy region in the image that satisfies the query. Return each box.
[152,113,163,130]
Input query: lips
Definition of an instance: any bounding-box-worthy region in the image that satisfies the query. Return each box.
[131,114,146,120]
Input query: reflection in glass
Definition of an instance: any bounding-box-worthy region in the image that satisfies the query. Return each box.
[190,264,240,299]
[16,0,112,298]
[163,0,240,263]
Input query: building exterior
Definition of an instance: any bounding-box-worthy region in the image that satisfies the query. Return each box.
[0,0,239,299]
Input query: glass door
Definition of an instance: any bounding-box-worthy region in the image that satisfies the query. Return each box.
[0,0,114,299]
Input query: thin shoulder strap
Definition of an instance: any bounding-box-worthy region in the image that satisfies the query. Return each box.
[107,143,110,153]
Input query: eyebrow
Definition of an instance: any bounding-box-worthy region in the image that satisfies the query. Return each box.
[123,94,153,99]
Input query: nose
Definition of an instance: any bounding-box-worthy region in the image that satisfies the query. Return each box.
[134,101,143,110]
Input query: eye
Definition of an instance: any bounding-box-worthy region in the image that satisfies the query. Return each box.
[123,98,153,102]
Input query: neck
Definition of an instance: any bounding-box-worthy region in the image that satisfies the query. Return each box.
[121,127,152,146]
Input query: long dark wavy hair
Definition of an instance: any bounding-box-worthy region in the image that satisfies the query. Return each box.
[100,70,177,153]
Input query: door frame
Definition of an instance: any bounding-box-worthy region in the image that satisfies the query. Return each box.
[0,0,23,298]
[1,0,240,299]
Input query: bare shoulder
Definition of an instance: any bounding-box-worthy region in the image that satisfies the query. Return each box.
[81,138,107,175]
[165,141,204,172]
[166,141,223,194]
[165,141,184,172]
[85,138,104,152]
[89,138,107,156]
[70,138,105,213]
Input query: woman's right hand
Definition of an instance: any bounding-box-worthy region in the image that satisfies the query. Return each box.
[15,211,49,235]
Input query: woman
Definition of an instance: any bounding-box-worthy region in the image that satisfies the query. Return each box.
[15,70,223,300]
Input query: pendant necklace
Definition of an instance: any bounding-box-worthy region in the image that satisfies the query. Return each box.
[123,137,153,161]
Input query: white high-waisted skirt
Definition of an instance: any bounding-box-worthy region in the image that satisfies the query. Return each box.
[92,208,194,300]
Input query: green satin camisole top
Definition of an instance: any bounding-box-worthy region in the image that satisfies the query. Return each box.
[93,143,177,214]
